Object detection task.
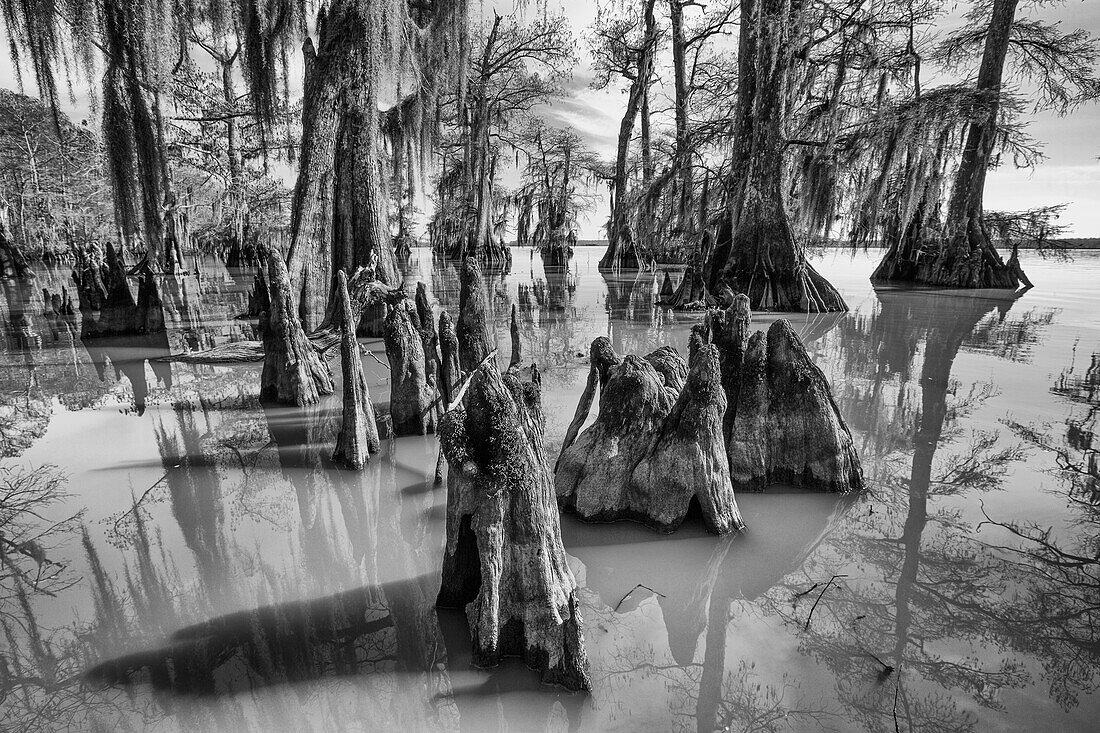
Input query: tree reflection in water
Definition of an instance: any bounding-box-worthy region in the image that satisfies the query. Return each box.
[5,252,1100,732]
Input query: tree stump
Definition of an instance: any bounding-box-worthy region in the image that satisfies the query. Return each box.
[436,364,590,691]
[707,293,752,446]
[332,270,380,469]
[555,354,675,521]
[630,344,745,533]
[457,258,495,371]
[760,319,863,492]
[556,336,620,468]
[438,310,461,406]
[259,252,334,405]
[509,303,522,368]
[643,345,687,394]
[384,300,434,435]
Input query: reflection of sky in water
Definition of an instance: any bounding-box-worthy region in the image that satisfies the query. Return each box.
[1,248,1098,731]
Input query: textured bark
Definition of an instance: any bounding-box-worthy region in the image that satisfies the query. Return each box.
[727,320,863,492]
[332,270,380,469]
[630,344,745,533]
[555,354,676,521]
[599,0,657,271]
[285,3,400,332]
[438,310,462,406]
[436,364,590,691]
[873,0,1025,289]
[556,336,621,468]
[658,267,707,309]
[259,251,335,405]
[457,258,495,371]
[383,300,434,435]
[707,0,846,313]
[508,303,522,369]
[643,345,687,393]
[707,293,752,448]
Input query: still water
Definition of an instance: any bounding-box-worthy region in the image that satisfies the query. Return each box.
[1,247,1097,732]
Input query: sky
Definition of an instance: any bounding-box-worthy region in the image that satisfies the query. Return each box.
[1,0,1099,238]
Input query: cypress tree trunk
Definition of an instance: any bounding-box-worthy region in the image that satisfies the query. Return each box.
[101,1,168,267]
[873,0,1026,289]
[669,0,693,233]
[285,2,400,332]
[599,0,657,271]
[707,0,846,313]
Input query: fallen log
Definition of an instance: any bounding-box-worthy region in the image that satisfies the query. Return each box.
[436,363,590,691]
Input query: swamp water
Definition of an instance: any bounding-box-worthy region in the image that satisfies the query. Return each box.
[1,248,1098,732]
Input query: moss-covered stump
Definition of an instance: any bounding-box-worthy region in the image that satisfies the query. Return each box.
[436,364,591,691]
[457,258,495,371]
[727,320,863,493]
[555,355,675,522]
[259,253,334,405]
[630,344,745,533]
[332,270,380,469]
[383,300,434,436]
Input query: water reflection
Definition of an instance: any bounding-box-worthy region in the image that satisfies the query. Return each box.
[3,250,1100,731]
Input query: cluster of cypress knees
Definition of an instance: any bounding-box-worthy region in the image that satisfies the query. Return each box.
[254,252,864,693]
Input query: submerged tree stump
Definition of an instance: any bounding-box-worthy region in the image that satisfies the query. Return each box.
[630,344,745,533]
[384,300,434,435]
[643,345,687,393]
[556,336,620,468]
[332,270,380,469]
[259,252,335,405]
[438,310,462,406]
[555,354,676,522]
[436,364,590,691]
[457,258,495,371]
[761,320,863,491]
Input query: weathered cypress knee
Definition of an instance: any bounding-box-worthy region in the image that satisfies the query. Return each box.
[438,310,461,406]
[555,354,674,520]
[457,258,495,371]
[384,300,434,435]
[333,270,380,469]
[708,293,751,446]
[259,252,334,405]
[556,336,621,468]
[727,331,769,490]
[436,364,590,691]
[509,303,521,368]
[763,319,863,492]
[630,344,744,534]
[643,345,687,394]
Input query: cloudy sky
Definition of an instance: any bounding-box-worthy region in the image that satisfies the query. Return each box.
[2,0,1098,238]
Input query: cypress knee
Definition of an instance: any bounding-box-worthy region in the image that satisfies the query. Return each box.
[630,344,744,534]
[259,252,334,405]
[384,300,434,435]
[437,364,590,691]
[457,258,495,371]
[555,355,675,521]
[333,270,380,469]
